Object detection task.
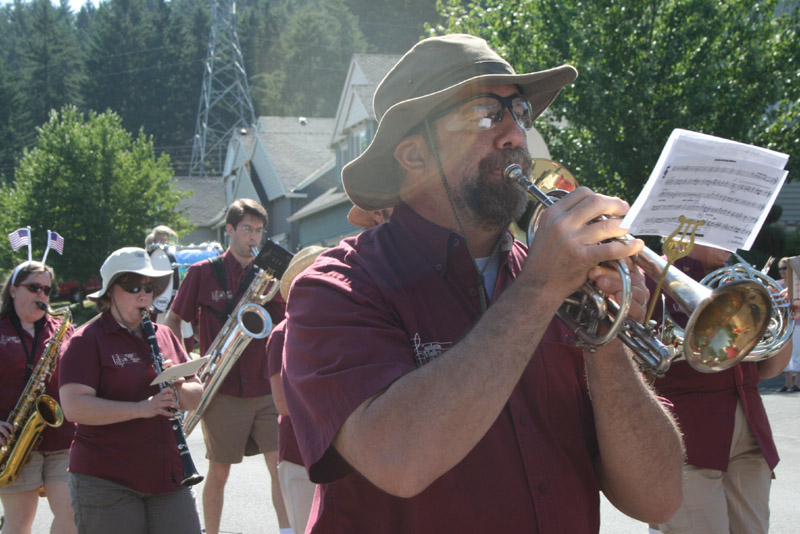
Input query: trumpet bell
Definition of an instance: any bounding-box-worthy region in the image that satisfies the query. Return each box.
[683,279,772,372]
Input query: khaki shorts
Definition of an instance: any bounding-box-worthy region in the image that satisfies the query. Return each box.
[201,393,279,464]
[0,449,70,493]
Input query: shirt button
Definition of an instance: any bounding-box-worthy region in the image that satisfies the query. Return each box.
[518,415,527,427]
[435,264,443,272]
[538,482,547,494]
[469,288,477,296]
[452,238,460,247]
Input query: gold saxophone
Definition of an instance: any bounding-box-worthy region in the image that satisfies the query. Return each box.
[0,305,71,487]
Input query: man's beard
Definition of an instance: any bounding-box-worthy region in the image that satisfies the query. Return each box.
[453,148,530,231]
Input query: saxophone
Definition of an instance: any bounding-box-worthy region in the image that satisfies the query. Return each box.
[0,304,71,487]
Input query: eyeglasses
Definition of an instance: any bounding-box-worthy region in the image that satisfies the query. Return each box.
[428,93,534,133]
[779,266,787,271]
[238,225,264,235]
[20,283,52,296]
[117,282,155,294]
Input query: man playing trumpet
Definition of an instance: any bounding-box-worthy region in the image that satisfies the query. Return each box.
[281,34,684,532]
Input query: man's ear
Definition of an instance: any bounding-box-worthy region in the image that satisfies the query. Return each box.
[393,134,428,176]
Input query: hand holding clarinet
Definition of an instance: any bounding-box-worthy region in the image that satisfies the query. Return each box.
[140,308,204,487]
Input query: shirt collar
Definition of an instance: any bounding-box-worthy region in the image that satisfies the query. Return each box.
[390,202,516,274]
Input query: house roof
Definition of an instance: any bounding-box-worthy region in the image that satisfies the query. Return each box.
[330,54,401,146]
[173,176,226,228]
[287,187,351,222]
[254,116,336,196]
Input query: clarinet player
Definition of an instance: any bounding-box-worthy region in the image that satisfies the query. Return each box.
[59,248,203,534]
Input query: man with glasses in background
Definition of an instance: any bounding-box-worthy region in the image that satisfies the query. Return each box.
[166,198,289,534]
[281,34,685,532]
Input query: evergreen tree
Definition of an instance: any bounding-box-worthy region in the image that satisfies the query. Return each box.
[16,0,84,127]
[251,0,367,117]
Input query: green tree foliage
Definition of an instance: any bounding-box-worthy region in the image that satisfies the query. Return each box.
[250,0,368,117]
[0,106,192,283]
[433,0,799,199]
[16,0,85,127]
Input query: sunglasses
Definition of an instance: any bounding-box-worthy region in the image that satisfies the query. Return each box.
[428,93,534,133]
[117,282,155,294]
[20,283,52,296]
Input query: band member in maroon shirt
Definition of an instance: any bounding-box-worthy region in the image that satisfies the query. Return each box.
[282,34,684,533]
[649,244,791,534]
[59,248,203,534]
[165,199,287,534]
[1,261,76,534]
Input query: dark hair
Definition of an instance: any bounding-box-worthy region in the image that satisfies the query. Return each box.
[0,261,55,317]
[225,198,268,229]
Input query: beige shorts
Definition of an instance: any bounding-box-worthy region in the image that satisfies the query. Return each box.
[0,449,70,493]
[201,393,279,464]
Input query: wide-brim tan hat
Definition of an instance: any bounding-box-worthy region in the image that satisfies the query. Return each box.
[347,205,378,229]
[88,247,173,300]
[280,246,327,301]
[342,33,578,211]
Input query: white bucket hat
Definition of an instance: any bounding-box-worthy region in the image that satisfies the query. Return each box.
[88,247,173,300]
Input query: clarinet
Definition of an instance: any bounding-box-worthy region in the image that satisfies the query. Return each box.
[140,309,204,487]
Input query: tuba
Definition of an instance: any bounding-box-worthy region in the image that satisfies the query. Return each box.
[182,243,291,436]
[506,159,773,375]
[0,305,70,487]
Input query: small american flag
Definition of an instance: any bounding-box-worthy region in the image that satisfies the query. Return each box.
[48,231,64,255]
[8,228,29,251]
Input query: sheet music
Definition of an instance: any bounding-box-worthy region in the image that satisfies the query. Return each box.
[622,129,789,251]
[150,356,209,385]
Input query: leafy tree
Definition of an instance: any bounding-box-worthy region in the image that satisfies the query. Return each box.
[0,106,192,283]
[433,0,799,199]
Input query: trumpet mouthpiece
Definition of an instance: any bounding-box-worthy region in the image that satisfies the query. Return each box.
[35,302,48,311]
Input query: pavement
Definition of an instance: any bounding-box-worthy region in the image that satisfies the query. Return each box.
[11,376,800,533]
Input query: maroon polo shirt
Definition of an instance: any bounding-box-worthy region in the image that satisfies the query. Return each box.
[0,313,75,451]
[264,320,303,465]
[59,311,192,493]
[170,249,285,398]
[649,256,778,471]
[283,203,602,533]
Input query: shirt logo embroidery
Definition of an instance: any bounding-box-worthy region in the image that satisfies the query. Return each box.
[211,289,234,302]
[412,333,451,367]
[112,353,142,367]
[0,334,20,346]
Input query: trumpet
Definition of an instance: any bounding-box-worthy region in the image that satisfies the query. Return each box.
[505,160,773,374]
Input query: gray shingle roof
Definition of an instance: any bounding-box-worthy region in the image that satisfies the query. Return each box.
[172,176,226,227]
[255,117,336,193]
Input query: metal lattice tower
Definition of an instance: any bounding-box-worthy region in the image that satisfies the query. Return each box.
[189,0,256,177]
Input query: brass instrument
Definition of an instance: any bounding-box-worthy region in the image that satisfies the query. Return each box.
[506,160,773,374]
[0,304,70,487]
[663,253,793,364]
[183,267,279,436]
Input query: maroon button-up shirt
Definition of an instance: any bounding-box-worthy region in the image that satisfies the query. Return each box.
[283,203,602,533]
[264,320,303,465]
[649,255,778,471]
[0,312,75,451]
[171,249,285,397]
[59,312,192,493]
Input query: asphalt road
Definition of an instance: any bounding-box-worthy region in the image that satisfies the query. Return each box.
[13,375,800,533]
